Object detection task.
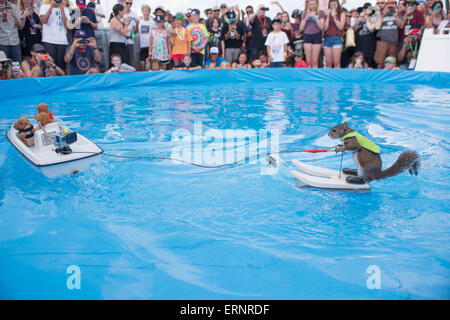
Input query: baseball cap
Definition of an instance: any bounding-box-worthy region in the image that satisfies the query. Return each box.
[210,47,219,55]
[87,2,95,9]
[272,17,281,24]
[174,12,184,20]
[31,43,46,53]
[74,29,87,38]
[363,2,372,9]
[154,6,165,14]
[76,0,86,8]
[227,10,237,20]
[384,56,396,64]
[191,8,200,15]
[154,15,165,23]
[212,6,220,11]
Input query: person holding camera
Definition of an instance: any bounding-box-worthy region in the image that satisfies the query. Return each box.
[248,5,272,60]
[21,43,64,77]
[400,1,425,42]
[397,27,421,69]
[224,9,247,64]
[75,0,97,38]
[0,50,25,79]
[18,0,42,58]
[299,0,326,68]
[355,3,377,68]
[373,1,404,69]
[425,1,444,30]
[0,0,25,62]
[64,29,100,75]
[39,0,71,70]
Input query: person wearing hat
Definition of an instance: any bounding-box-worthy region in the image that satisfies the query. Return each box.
[21,42,64,77]
[170,12,192,67]
[224,9,247,64]
[287,23,303,66]
[186,9,209,67]
[248,4,272,60]
[398,26,422,69]
[148,15,170,69]
[0,0,25,63]
[0,50,12,80]
[373,1,404,69]
[204,46,229,69]
[75,0,98,39]
[204,8,212,19]
[383,56,400,70]
[64,29,101,75]
[39,0,72,70]
[264,17,289,68]
[87,0,106,28]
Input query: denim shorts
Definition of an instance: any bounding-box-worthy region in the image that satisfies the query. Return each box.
[323,35,343,48]
[303,32,322,45]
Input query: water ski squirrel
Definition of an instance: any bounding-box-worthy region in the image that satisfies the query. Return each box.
[328,122,420,184]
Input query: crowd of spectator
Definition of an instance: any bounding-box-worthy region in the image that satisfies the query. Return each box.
[1,0,449,80]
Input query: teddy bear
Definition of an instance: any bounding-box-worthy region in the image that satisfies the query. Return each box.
[35,112,55,128]
[13,116,36,147]
[37,103,55,120]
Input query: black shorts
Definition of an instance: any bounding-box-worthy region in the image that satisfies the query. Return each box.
[303,32,322,45]
[139,47,149,62]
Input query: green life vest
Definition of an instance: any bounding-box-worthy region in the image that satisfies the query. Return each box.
[341,131,380,154]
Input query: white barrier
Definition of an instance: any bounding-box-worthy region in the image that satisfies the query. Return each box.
[415,26,450,73]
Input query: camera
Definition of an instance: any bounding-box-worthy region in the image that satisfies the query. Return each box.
[55,0,62,4]
[55,131,77,154]
[1,61,9,69]
[12,61,20,70]
[79,39,89,44]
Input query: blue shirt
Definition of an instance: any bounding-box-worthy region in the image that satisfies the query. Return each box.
[204,57,227,67]
[79,8,97,38]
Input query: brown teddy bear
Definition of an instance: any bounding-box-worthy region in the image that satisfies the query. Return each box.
[35,112,55,128]
[37,103,55,120]
[14,116,36,147]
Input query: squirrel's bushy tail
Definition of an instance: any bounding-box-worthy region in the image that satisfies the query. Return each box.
[381,150,420,179]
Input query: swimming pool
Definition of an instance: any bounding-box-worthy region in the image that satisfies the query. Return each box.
[0,69,449,299]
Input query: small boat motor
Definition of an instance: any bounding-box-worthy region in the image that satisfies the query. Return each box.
[55,130,77,154]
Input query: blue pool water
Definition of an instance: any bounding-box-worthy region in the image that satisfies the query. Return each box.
[0,70,449,299]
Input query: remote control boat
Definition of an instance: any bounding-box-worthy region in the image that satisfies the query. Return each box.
[6,119,102,175]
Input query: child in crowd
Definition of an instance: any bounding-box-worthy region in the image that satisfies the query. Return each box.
[105,54,136,73]
[264,18,289,68]
[170,13,192,66]
[293,51,307,68]
[138,4,155,71]
[232,52,252,69]
[173,54,202,71]
[149,59,162,71]
[383,56,400,70]
[149,15,171,70]
[186,9,210,67]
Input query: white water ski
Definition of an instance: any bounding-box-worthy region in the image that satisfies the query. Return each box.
[291,159,370,190]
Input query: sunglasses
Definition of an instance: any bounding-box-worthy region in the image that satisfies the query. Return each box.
[125,2,133,5]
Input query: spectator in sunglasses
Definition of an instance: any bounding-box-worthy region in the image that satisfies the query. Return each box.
[425,1,444,30]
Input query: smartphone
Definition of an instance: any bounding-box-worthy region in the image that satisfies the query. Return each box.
[12,62,20,70]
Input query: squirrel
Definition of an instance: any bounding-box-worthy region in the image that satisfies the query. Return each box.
[328,122,420,184]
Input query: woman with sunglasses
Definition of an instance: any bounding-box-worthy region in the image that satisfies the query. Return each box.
[299,0,325,68]
[109,3,128,66]
[425,1,444,30]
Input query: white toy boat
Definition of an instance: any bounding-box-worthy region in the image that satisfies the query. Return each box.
[6,119,102,177]
[291,159,370,190]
